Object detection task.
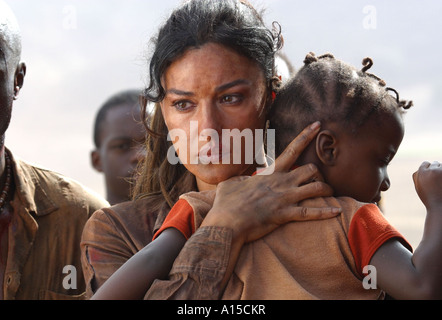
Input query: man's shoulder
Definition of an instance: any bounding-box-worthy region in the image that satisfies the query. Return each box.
[14,155,108,211]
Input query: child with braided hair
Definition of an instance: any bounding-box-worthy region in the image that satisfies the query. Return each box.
[271,52,413,206]
[93,53,442,300]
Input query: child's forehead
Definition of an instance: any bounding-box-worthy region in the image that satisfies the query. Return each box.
[350,107,405,148]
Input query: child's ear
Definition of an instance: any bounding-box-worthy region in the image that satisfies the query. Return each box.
[91,150,104,173]
[316,130,338,166]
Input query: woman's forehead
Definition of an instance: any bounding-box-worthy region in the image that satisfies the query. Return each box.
[162,43,265,90]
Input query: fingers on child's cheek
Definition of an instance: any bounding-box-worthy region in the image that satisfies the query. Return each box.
[276,133,313,172]
[288,133,312,158]
[308,181,333,197]
[309,165,325,182]
[290,164,320,185]
[291,181,333,203]
[275,149,298,172]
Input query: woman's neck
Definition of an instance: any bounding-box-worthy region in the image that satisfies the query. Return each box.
[195,161,268,192]
[196,179,217,192]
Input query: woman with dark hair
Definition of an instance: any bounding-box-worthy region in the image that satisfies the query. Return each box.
[81,0,340,300]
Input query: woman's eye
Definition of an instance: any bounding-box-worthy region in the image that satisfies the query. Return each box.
[173,100,194,111]
[220,95,242,104]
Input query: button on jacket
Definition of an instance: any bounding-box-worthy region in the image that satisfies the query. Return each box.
[2,149,109,300]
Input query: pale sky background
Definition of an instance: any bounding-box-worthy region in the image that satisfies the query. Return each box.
[4,0,442,248]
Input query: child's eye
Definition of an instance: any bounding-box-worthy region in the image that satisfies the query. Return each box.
[380,156,391,166]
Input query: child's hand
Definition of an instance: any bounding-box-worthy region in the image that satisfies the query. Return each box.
[413,161,442,211]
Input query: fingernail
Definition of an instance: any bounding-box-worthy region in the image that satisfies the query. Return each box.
[332,207,342,214]
[310,121,321,130]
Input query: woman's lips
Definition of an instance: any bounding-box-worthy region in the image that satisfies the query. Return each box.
[198,143,231,164]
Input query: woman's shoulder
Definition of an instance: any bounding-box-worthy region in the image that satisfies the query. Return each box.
[109,197,162,225]
[84,195,167,249]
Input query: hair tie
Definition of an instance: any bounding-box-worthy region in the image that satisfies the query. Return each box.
[270,75,282,102]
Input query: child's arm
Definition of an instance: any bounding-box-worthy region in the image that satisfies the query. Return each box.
[370,161,442,300]
[91,228,186,300]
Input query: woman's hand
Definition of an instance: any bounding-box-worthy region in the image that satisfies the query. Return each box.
[202,121,341,244]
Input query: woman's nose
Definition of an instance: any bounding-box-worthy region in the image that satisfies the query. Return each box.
[198,101,221,140]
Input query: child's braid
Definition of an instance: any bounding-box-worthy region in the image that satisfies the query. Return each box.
[269,52,413,156]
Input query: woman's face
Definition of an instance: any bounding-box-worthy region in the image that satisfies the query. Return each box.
[160,42,268,190]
